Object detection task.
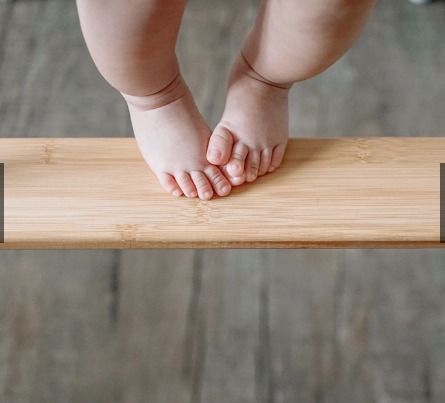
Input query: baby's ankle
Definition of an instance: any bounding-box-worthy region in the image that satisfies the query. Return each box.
[121,73,188,111]
[233,52,293,91]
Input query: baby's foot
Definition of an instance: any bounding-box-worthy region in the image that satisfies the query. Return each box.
[123,74,231,200]
[207,54,289,185]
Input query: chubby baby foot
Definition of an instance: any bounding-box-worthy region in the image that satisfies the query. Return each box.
[123,74,231,200]
[207,54,289,185]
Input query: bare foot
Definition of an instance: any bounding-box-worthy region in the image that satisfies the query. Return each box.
[206,54,289,185]
[123,74,231,200]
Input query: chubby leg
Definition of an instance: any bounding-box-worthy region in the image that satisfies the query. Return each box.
[77,0,231,200]
[207,0,375,184]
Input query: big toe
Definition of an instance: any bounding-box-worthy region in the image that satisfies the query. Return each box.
[204,165,232,197]
[226,142,249,178]
[206,125,234,165]
[221,165,246,187]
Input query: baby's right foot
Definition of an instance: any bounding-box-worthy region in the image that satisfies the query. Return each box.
[206,54,289,185]
[123,74,232,201]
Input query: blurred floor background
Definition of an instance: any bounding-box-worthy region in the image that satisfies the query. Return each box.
[0,0,445,402]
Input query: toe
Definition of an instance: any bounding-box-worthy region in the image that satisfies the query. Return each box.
[269,143,287,172]
[258,148,273,176]
[227,142,249,177]
[157,172,183,197]
[190,171,214,200]
[207,125,234,165]
[221,165,246,186]
[245,150,260,182]
[204,165,231,196]
[175,171,197,198]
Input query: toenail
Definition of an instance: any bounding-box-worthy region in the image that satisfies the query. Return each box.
[209,149,221,159]
[203,191,212,199]
[190,191,197,197]
[172,190,182,197]
[221,185,229,194]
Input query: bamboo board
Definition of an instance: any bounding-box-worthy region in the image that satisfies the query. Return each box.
[0,137,443,249]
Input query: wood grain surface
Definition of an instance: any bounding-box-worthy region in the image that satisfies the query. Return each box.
[1,137,443,249]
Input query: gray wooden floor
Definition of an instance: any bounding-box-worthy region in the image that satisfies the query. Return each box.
[1,0,445,402]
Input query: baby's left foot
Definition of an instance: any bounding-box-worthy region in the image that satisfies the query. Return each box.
[207,54,289,185]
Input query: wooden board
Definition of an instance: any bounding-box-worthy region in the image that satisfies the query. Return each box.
[0,137,442,249]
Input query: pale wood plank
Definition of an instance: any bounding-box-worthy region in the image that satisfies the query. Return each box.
[1,137,443,249]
